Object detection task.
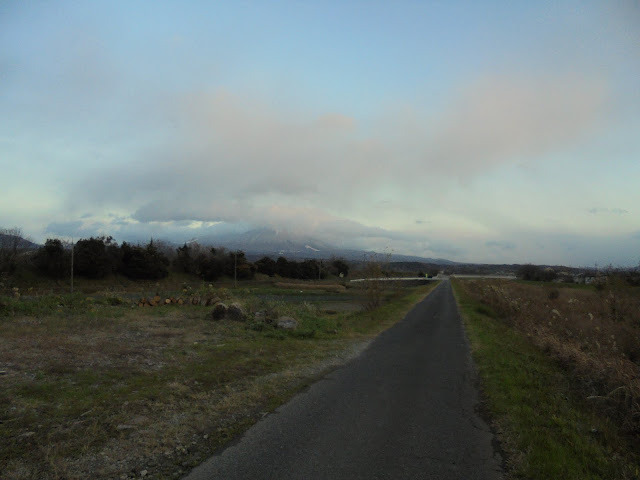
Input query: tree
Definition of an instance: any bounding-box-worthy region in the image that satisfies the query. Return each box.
[119,240,169,280]
[299,259,323,280]
[33,239,69,278]
[0,227,23,274]
[275,256,292,277]
[255,256,277,276]
[151,239,176,263]
[144,240,170,277]
[195,248,226,281]
[329,257,350,277]
[187,247,255,281]
[225,250,255,280]
[175,243,195,274]
[74,236,118,279]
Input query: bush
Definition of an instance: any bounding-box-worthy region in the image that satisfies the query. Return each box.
[517,264,557,282]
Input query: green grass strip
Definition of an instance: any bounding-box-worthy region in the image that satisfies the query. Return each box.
[452,280,638,480]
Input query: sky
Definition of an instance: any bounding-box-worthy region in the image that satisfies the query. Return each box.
[1,1,639,267]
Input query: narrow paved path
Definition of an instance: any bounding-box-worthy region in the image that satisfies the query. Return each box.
[184,281,503,479]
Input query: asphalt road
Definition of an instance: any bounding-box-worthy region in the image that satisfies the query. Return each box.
[184,281,503,480]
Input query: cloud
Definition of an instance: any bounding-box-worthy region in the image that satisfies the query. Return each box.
[79,72,607,198]
[424,241,465,257]
[65,73,611,255]
[44,216,242,245]
[45,221,84,236]
[485,240,516,251]
[388,74,609,179]
[588,207,630,215]
[75,89,364,208]
[133,200,421,246]
[45,220,107,239]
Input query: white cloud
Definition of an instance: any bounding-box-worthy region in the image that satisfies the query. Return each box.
[383,74,610,180]
[45,70,621,265]
[75,72,610,223]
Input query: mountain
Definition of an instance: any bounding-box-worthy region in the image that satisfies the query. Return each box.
[0,233,39,250]
[196,228,333,259]
[193,228,458,265]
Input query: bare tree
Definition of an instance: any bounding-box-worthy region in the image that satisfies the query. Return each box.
[0,227,24,274]
[151,239,177,262]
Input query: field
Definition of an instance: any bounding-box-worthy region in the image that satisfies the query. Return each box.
[453,278,640,479]
[0,278,437,480]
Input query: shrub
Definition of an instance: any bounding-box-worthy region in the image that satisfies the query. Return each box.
[362,258,383,310]
[517,264,557,282]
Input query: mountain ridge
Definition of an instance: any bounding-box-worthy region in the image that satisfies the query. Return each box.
[193,228,459,265]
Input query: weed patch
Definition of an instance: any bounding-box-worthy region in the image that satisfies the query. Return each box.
[453,279,639,479]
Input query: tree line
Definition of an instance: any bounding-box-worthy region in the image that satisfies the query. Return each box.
[32,237,170,280]
[172,242,349,280]
[15,236,350,281]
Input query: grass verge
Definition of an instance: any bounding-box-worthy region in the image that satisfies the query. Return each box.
[452,280,639,479]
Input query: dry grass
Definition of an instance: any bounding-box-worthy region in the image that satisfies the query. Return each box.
[457,278,640,434]
[0,283,435,479]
